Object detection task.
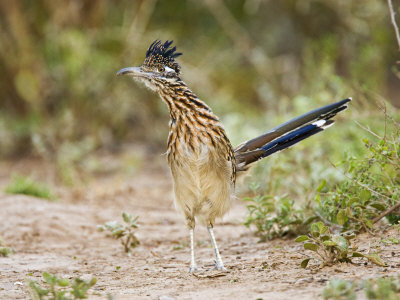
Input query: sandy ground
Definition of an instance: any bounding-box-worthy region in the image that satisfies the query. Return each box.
[0,155,399,300]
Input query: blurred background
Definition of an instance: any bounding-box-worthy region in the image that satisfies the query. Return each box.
[0,0,399,195]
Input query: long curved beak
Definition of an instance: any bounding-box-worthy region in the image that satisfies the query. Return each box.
[116,67,143,77]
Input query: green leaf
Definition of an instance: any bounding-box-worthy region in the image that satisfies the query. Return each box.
[89,278,97,286]
[360,190,371,201]
[348,198,359,207]
[301,258,311,268]
[122,212,131,223]
[315,193,321,204]
[130,216,139,228]
[321,235,330,241]
[320,226,329,235]
[29,281,49,296]
[337,209,347,226]
[303,216,318,225]
[315,221,325,231]
[331,235,348,252]
[311,222,322,237]
[111,229,125,237]
[312,231,320,238]
[57,278,70,287]
[295,235,309,242]
[354,204,366,209]
[365,219,374,229]
[346,207,353,217]
[364,253,387,267]
[288,219,302,225]
[43,272,56,285]
[104,221,120,229]
[317,180,326,192]
[370,202,385,211]
[304,243,319,251]
[323,240,338,247]
[352,252,365,258]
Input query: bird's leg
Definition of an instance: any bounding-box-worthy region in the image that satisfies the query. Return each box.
[207,225,227,271]
[188,227,199,273]
[187,217,199,273]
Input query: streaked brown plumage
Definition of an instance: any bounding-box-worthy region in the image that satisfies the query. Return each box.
[117,40,351,272]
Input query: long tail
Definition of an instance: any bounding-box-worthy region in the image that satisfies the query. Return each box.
[234,98,351,172]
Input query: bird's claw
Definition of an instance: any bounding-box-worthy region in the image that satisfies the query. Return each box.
[211,260,228,272]
[188,264,201,273]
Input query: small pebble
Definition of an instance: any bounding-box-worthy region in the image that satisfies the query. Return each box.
[295,277,313,284]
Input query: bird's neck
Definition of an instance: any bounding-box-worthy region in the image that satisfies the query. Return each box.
[156,80,218,125]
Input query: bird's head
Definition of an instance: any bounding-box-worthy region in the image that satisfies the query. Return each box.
[117,40,182,90]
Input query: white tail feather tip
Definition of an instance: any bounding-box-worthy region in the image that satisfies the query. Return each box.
[312,120,326,127]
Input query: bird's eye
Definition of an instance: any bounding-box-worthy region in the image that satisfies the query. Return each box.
[158,66,165,73]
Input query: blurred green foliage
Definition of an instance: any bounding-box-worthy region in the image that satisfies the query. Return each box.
[0,0,399,184]
[322,276,400,300]
[363,276,400,300]
[323,278,357,300]
[5,174,56,200]
[28,272,97,300]
[0,236,14,257]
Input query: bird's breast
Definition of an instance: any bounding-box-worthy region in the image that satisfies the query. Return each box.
[166,115,236,184]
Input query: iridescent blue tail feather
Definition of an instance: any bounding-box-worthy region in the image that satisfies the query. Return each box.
[234,98,351,171]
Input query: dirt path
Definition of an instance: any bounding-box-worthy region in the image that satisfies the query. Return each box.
[0,158,399,300]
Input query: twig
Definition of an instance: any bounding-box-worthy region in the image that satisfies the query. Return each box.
[387,0,400,51]
[376,101,400,128]
[373,201,400,224]
[375,101,400,161]
[354,121,382,139]
[328,160,392,202]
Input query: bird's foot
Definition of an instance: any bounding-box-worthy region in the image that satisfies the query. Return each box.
[213,265,227,272]
[210,260,228,272]
[188,264,201,273]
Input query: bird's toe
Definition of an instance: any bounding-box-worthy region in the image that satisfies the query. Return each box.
[211,261,228,272]
[188,264,201,273]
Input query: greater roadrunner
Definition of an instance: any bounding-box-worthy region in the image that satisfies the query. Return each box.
[117,40,350,272]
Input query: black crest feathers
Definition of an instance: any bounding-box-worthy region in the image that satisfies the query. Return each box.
[143,40,182,73]
[146,40,182,59]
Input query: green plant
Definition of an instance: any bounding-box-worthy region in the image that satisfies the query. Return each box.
[322,276,400,300]
[28,272,97,300]
[381,237,400,245]
[244,191,316,241]
[322,278,357,300]
[5,174,56,200]
[316,121,400,232]
[0,247,13,257]
[172,242,188,251]
[296,221,386,268]
[0,236,14,257]
[363,276,400,300]
[98,212,140,254]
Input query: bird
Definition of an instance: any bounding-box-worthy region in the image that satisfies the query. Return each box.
[117,40,351,273]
